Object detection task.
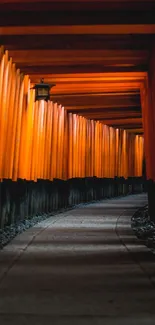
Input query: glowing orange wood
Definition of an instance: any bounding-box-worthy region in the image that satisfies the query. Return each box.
[0,49,144,181]
[1,25,155,36]
[68,113,73,178]
[12,76,24,181]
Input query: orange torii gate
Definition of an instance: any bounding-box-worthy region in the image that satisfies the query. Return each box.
[0,47,143,182]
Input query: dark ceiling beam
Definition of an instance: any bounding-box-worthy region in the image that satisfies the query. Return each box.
[13,59,148,66]
[0,10,155,26]
[85,117,142,124]
[53,95,140,106]
[0,35,153,51]
[77,116,142,121]
[61,97,140,104]
[8,49,149,66]
[109,123,142,128]
[64,104,141,111]
[59,103,141,109]
[76,113,142,118]
[19,65,147,75]
[66,106,141,113]
[127,128,144,133]
[0,1,155,12]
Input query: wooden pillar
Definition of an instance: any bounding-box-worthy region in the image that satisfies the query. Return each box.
[140,44,155,220]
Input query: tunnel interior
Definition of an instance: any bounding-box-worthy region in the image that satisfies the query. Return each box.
[1,0,155,230]
[0,0,151,135]
[1,2,155,325]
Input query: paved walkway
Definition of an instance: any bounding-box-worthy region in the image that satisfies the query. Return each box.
[0,194,155,325]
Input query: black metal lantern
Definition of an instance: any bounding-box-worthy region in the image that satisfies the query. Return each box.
[33,79,55,101]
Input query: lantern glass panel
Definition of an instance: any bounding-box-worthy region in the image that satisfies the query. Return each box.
[37,88,49,96]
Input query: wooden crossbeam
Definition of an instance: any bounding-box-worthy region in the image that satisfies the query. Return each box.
[0,25,155,35]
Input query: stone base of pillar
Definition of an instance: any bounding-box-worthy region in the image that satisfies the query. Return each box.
[147,180,155,222]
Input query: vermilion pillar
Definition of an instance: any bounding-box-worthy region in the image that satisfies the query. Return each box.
[141,45,155,219]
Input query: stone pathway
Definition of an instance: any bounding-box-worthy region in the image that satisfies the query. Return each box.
[0,194,155,325]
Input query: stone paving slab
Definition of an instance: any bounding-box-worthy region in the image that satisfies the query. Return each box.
[0,194,155,325]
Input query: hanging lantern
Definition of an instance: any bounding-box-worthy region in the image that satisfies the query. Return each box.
[33,78,55,101]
